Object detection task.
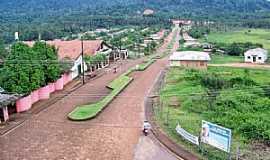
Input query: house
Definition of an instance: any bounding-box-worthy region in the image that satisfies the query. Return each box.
[25,40,114,79]
[172,20,192,27]
[119,49,129,59]
[244,48,268,64]
[143,9,154,16]
[169,51,211,69]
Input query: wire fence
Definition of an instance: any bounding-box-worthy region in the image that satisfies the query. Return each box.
[149,68,270,160]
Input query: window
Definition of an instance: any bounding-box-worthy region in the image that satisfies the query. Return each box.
[247,56,251,59]
[200,61,204,66]
[258,57,262,60]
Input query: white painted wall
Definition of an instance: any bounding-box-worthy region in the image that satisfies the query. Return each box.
[244,52,268,63]
[71,55,88,79]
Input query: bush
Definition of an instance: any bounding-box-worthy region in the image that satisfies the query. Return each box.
[213,42,263,56]
[32,42,61,83]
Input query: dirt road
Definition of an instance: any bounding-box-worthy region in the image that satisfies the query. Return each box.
[0,27,180,160]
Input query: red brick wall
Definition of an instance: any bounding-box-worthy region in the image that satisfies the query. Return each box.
[179,60,208,69]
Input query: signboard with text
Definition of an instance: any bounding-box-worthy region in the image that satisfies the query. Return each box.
[201,120,232,153]
[176,124,199,146]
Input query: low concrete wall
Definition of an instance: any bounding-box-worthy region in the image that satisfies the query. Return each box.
[16,95,32,112]
[38,85,50,100]
[55,76,64,90]
[16,73,74,113]
[31,89,39,104]
[48,83,56,93]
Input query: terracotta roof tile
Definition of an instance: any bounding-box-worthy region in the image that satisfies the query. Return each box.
[24,40,103,60]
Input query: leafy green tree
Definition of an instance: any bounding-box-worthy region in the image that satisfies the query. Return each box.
[32,42,61,83]
[0,43,44,94]
[0,38,8,60]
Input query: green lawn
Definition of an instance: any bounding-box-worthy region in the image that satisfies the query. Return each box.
[204,29,270,51]
[68,74,133,121]
[157,67,270,159]
[210,54,243,64]
[136,59,156,71]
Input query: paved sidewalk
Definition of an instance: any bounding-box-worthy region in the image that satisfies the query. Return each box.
[134,135,179,160]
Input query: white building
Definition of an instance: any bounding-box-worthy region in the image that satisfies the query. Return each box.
[170,51,211,69]
[244,48,268,64]
[25,40,113,79]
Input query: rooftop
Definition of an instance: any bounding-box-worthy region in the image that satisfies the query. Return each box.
[24,40,104,60]
[244,48,268,56]
[170,51,211,61]
[0,93,18,108]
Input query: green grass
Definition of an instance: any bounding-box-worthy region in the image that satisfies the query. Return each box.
[136,59,156,71]
[68,74,133,121]
[204,29,270,51]
[156,67,270,159]
[210,54,243,64]
[107,75,132,89]
[208,66,270,84]
[68,57,157,121]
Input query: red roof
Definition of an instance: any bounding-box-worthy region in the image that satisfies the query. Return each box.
[24,40,103,60]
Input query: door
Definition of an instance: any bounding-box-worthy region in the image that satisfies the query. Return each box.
[252,56,256,63]
[77,64,82,75]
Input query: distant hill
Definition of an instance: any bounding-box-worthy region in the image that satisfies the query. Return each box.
[1,0,270,42]
[1,0,270,20]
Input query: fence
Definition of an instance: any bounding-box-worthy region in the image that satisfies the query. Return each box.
[148,68,269,160]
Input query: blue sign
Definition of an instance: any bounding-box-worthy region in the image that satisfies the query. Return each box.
[201,120,232,153]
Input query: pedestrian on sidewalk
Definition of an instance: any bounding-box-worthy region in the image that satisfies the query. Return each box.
[113,66,117,73]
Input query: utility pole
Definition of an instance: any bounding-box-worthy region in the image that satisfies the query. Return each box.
[81,38,85,85]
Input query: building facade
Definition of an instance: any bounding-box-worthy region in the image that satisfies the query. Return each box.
[244,48,268,64]
[169,51,211,69]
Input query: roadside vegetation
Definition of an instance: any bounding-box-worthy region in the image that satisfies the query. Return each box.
[209,54,243,64]
[156,67,270,159]
[136,59,156,71]
[68,72,133,120]
[205,29,270,51]
[0,42,62,94]
[68,56,158,120]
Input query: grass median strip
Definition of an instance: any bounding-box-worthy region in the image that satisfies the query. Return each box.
[68,57,157,121]
[68,75,133,120]
[136,59,156,71]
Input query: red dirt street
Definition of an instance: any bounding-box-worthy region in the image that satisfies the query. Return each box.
[0,27,180,160]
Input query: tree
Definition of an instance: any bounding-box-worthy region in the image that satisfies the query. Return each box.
[0,38,8,60]
[32,42,61,83]
[0,43,44,94]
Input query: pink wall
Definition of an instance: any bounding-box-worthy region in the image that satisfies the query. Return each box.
[49,83,56,93]
[31,89,39,104]
[67,73,73,83]
[15,73,73,113]
[16,95,32,113]
[63,74,68,85]
[55,76,64,90]
[62,73,72,85]
[38,85,50,100]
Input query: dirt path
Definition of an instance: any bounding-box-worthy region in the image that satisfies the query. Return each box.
[209,63,270,69]
[0,27,180,160]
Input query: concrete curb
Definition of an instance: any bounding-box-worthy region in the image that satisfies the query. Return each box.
[145,69,199,160]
